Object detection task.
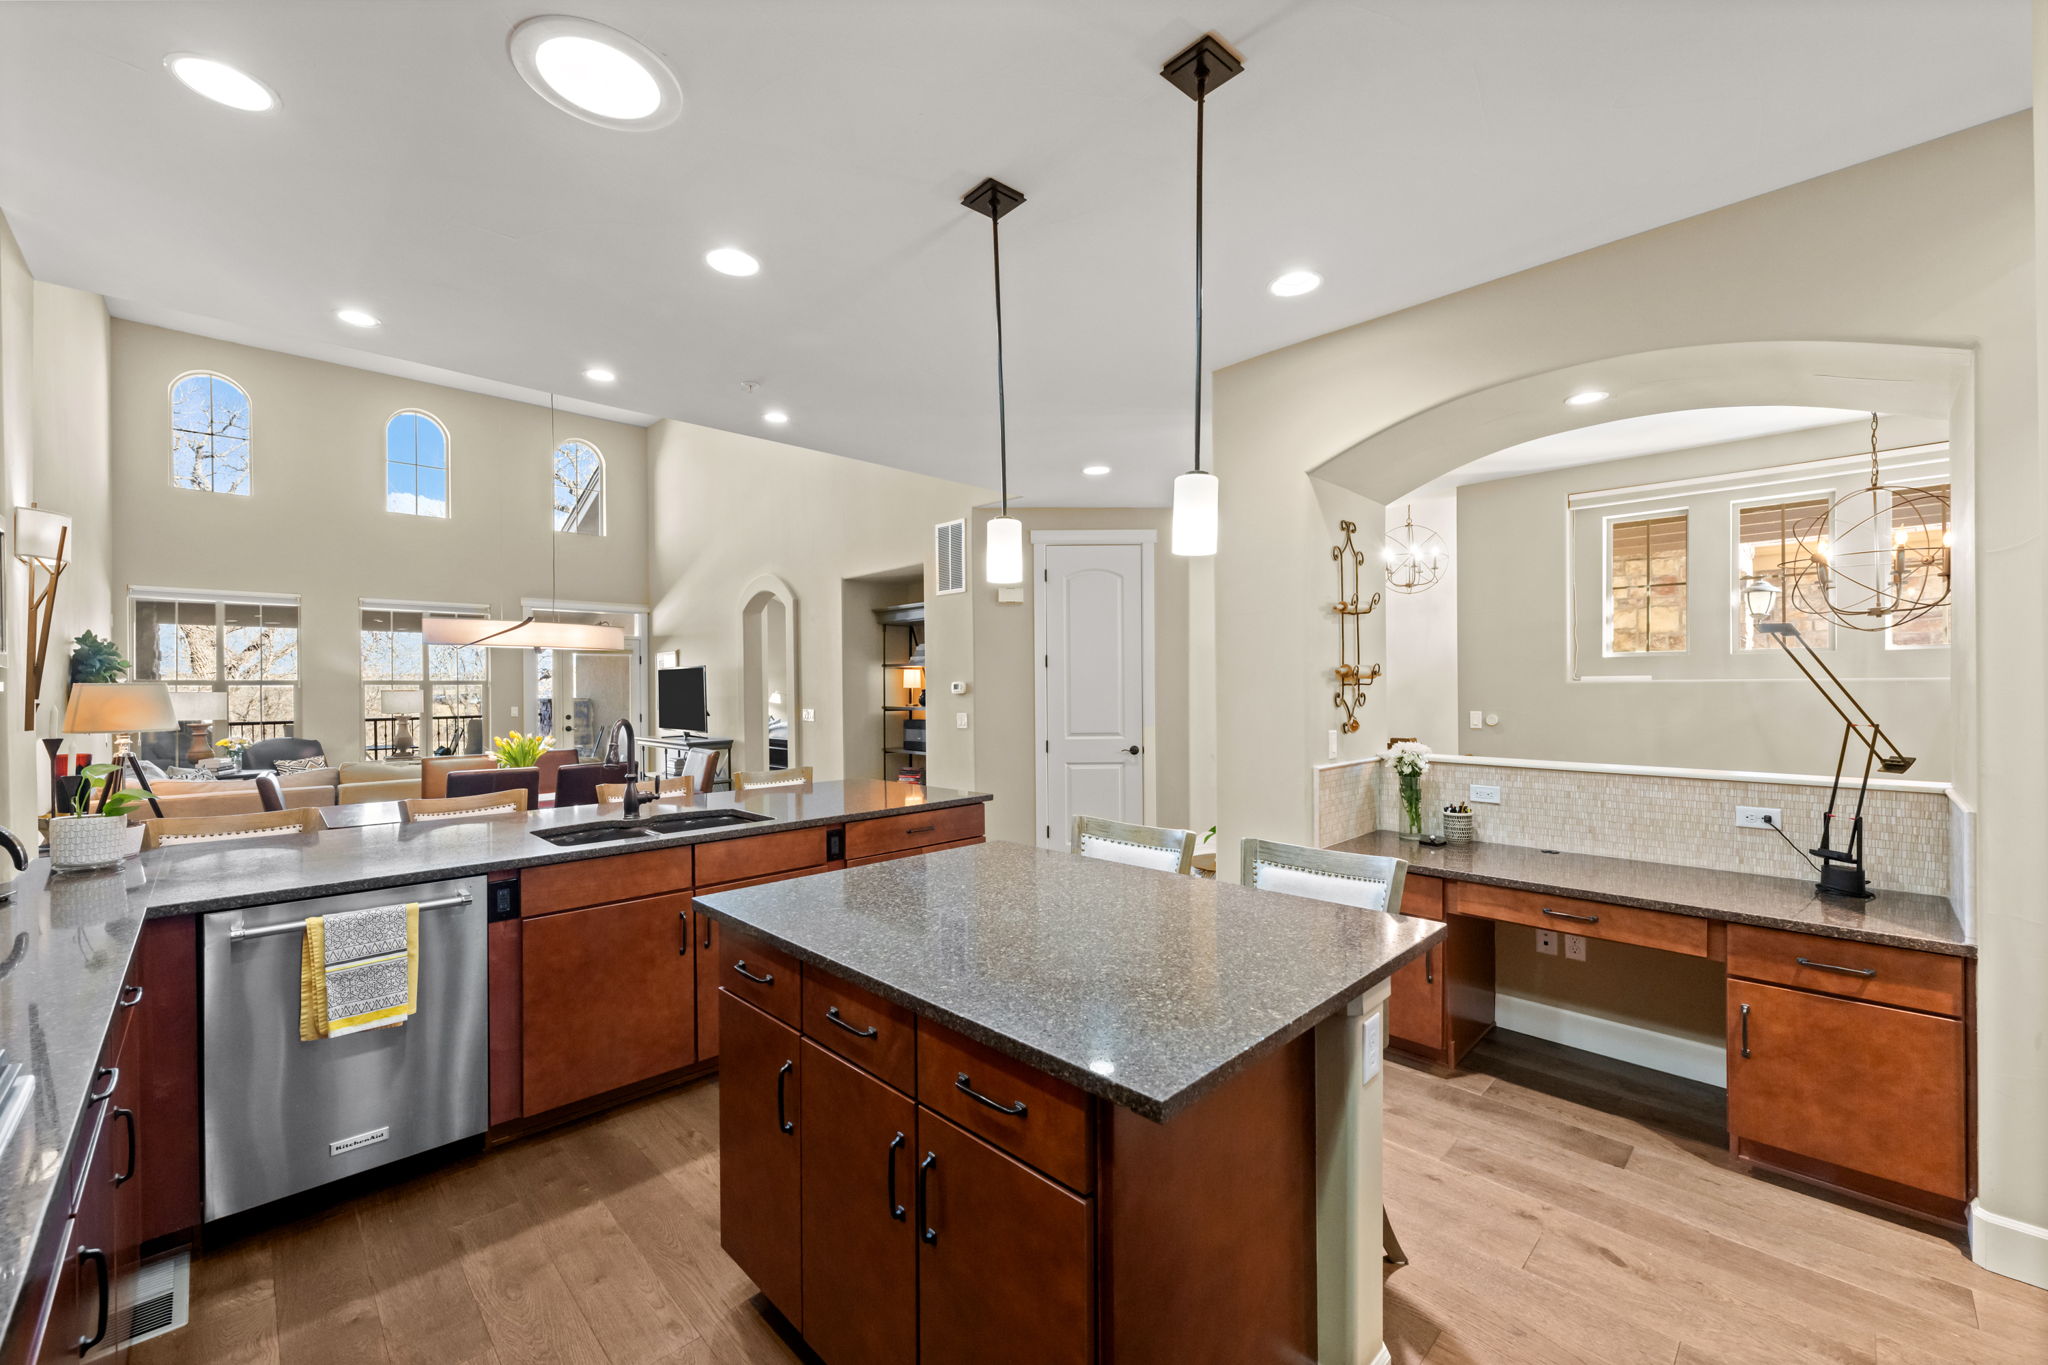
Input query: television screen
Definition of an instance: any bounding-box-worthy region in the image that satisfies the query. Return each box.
[657,666,709,732]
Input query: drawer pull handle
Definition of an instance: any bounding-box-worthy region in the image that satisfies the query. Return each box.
[119,983,144,1008]
[1424,947,1434,986]
[88,1067,118,1103]
[1739,1002,1752,1059]
[733,961,775,986]
[905,824,937,835]
[775,1060,795,1134]
[1540,907,1599,924]
[918,1152,938,1245]
[887,1132,907,1221]
[825,1006,878,1039]
[955,1073,1027,1118]
[1795,957,1877,979]
[113,1108,137,1185]
[77,1246,110,1354]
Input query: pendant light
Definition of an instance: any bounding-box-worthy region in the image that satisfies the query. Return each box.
[425,393,627,651]
[1162,35,1243,558]
[1785,412,1952,633]
[964,177,1027,584]
[1383,505,1449,594]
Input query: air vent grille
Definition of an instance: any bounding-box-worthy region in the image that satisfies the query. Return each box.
[120,1247,189,1348]
[935,519,967,595]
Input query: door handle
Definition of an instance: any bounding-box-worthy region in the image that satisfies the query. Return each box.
[702,915,713,951]
[917,1152,938,1245]
[1424,947,1434,986]
[733,961,774,986]
[119,983,144,1009]
[775,1061,794,1133]
[1125,745,1141,755]
[678,910,688,955]
[955,1073,1027,1118]
[1739,1002,1752,1059]
[824,1006,878,1039]
[113,1109,137,1185]
[77,1246,110,1354]
[887,1132,907,1221]
[88,1067,118,1103]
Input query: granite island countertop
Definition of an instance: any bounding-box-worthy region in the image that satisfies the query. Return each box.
[1332,831,1970,956]
[694,841,1443,1121]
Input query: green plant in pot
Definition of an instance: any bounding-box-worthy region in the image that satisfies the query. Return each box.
[49,763,149,872]
[68,631,131,684]
[492,730,554,769]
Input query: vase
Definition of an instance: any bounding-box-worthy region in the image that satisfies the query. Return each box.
[48,814,131,873]
[1396,771,1425,841]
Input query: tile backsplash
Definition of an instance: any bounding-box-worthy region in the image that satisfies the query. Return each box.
[1315,757,1953,899]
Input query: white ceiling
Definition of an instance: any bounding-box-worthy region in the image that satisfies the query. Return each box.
[0,1,2029,508]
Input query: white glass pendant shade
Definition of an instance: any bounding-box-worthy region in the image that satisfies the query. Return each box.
[1172,471,1219,557]
[986,516,1025,584]
[422,617,627,651]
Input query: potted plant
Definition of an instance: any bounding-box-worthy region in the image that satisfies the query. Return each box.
[1388,741,1433,842]
[68,630,131,684]
[492,730,554,769]
[49,763,150,872]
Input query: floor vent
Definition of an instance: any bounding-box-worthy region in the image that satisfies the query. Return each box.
[935,519,966,594]
[119,1246,190,1348]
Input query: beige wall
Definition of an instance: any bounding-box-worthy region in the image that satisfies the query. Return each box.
[1381,493,1458,751]
[645,418,987,793]
[108,321,649,763]
[966,507,1191,848]
[0,209,116,832]
[1215,114,2041,1282]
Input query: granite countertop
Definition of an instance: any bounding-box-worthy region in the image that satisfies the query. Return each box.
[694,841,1443,1121]
[0,860,152,1344]
[1332,831,1971,956]
[138,780,989,917]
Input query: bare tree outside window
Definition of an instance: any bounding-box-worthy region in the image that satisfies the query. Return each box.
[553,440,604,534]
[171,373,252,495]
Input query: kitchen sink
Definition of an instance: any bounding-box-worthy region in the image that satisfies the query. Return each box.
[639,809,775,834]
[534,808,774,847]
[534,823,658,848]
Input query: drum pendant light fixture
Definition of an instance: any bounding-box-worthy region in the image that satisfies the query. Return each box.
[1162,34,1243,558]
[963,177,1027,584]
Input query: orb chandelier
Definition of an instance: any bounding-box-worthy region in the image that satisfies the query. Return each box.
[1787,414,1951,633]
[1382,505,1448,594]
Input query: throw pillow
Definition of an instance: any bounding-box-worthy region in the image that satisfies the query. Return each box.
[163,766,217,781]
[272,756,331,776]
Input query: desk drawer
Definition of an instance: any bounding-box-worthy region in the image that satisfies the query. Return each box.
[844,803,985,861]
[720,925,803,1026]
[917,1020,1093,1193]
[1455,882,1708,957]
[803,968,917,1094]
[697,827,828,887]
[1727,925,1964,1017]
[1402,873,1445,921]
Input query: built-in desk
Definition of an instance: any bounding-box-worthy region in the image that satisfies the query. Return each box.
[1332,832,1973,1225]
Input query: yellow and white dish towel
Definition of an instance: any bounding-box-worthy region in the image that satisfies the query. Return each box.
[299,903,419,1041]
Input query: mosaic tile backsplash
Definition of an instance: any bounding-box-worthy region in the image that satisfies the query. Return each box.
[1316,758,1952,899]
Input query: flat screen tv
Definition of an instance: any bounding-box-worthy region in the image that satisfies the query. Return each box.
[657,666,709,733]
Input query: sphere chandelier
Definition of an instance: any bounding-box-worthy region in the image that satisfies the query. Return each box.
[1382,505,1448,595]
[1788,414,1951,634]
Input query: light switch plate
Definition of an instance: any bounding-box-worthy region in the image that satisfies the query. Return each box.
[1470,784,1501,804]
[955,712,969,729]
[801,708,815,723]
[1328,730,1339,759]
[1469,710,1482,730]
[1565,934,1588,961]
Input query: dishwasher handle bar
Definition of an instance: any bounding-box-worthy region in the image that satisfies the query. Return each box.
[227,891,474,943]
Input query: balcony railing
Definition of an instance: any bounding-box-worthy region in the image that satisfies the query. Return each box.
[363,713,485,758]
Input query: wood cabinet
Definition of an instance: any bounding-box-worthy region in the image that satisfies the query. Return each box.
[1385,876,1494,1065]
[719,994,805,1323]
[916,1109,1093,1365]
[1455,880,1710,957]
[693,909,722,1061]
[843,803,985,861]
[799,1043,917,1365]
[521,845,692,916]
[1727,979,1966,1204]
[917,1021,1093,1193]
[802,969,917,1094]
[520,892,695,1115]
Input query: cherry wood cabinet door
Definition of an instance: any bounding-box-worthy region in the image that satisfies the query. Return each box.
[800,1043,917,1365]
[1727,981,1966,1200]
[521,893,694,1116]
[719,994,804,1324]
[694,909,721,1061]
[917,1111,1092,1365]
[1386,942,1445,1052]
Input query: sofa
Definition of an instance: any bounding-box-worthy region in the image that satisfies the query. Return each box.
[142,762,423,819]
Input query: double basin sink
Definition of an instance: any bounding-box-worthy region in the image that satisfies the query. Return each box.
[534,807,775,849]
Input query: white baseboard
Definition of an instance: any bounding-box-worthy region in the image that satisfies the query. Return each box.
[1369,1346,1392,1365]
[1970,1200,2048,1290]
[1494,995,1727,1087]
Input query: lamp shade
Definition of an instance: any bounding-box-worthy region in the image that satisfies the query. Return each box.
[63,681,179,735]
[1171,471,1219,557]
[13,506,73,564]
[901,667,924,691]
[422,616,626,651]
[985,516,1024,584]
[379,689,425,714]
[170,689,229,722]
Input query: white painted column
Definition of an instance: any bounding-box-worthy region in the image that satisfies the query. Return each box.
[1314,980,1393,1365]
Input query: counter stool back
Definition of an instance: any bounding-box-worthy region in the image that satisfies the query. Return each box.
[680,746,722,793]
[1238,836,1412,1266]
[1071,815,1197,874]
[596,776,695,807]
[733,766,812,794]
[142,808,320,850]
[400,789,531,823]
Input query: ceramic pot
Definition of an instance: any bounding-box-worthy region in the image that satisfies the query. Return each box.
[48,814,130,872]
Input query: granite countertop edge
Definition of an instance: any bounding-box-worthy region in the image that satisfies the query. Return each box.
[694,895,1445,1122]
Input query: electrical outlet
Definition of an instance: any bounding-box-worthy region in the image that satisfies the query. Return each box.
[1735,805,1781,830]
[1469,784,1501,805]
[1535,928,1559,955]
[1361,1012,1383,1084]
[1564,934,1588,962]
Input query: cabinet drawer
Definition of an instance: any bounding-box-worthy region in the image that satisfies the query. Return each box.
[803,968,917,1094]
[1455,882,1708,957]
[1401,873,1445,921]
[917,1021,1093,1193]
[1726,925,1964,1017]
[522,845,692,916]
[697,827,828,887]
[843,803,985,862]
[720,925,803,1026]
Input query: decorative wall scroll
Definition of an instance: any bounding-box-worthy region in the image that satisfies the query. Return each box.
[1331,519,1382,733]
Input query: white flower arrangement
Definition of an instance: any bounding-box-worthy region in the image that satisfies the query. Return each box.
[1388,741,1433,778]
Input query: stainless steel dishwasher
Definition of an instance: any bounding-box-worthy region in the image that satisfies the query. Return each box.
[200,875,489,1220]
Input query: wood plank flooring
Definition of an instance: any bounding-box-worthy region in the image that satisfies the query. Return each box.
[136,1031,2048,1365]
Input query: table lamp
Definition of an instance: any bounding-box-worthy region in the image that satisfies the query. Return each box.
[171,689,229,764]
[379,689,425,755]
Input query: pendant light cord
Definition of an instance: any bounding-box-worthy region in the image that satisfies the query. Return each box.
[1192,60,1207,474]
[991,208,1010,516]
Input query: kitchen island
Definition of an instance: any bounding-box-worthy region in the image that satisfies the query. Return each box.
[695,841,1443,1365]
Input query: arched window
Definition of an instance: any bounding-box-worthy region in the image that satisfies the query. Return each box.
[170,372,252,495]
[386,411,450,517]
[552,439,604,534]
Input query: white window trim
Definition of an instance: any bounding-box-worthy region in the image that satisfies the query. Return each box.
[358,600,492,759]
[384,409,452,519]
[127,589,302,739]
[167,370,253,496]
[1727,487,1839,654]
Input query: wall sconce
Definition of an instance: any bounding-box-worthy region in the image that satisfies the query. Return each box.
[14,505,72,731]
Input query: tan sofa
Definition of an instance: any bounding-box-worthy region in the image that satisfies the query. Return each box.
[143,762,424,819]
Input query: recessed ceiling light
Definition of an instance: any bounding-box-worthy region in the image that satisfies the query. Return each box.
[164,54,278,112]
[335,307,380,328]
[1082,464,1111,477]
[706,247,760,277]
[763,410,789,426]
[508,16,681,130]
[584,367,616,383]
[1269,269,1322,297]
[1566,389,1609,407]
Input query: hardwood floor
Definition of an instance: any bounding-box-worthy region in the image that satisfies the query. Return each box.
[138,1031,2048,1365]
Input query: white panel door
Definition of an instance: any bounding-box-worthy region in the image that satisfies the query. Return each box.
[1041,542,1146,847]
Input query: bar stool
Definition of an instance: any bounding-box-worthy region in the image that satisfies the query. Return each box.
[1071,815,1198,874]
